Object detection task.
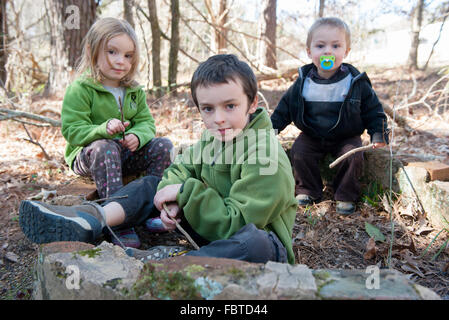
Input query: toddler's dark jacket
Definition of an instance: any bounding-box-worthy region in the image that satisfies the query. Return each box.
[271,63,389,144]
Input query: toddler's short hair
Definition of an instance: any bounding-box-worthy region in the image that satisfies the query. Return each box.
[190,54,257,108]
[306,17,351,49]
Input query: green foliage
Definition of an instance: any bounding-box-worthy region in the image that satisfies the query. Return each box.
[420,228,449,261]
[361,181,386,208]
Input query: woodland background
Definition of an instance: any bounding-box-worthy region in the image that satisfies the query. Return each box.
[0,0,449,300]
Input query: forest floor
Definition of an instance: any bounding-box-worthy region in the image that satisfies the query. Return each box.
[1,66,448,300]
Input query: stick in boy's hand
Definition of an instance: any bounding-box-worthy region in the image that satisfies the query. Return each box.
[162,202,200,250]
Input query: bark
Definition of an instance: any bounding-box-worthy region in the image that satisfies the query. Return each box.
[168,0,179,96]
[44,0,97,96]
[205,0,228,54]
[0,0,8,86]
[318,0,325,18]
[407,0,424,71]
[123,0,135,29]
[258,0,277,70]
[148,0,162,97]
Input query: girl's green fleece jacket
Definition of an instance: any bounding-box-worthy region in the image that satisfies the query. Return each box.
[158,108,298,264]
[61,77,156,169]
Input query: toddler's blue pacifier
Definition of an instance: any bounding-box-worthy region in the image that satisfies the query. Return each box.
[320,55,335,70]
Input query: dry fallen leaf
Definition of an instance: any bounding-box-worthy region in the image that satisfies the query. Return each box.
[364,237,377,260]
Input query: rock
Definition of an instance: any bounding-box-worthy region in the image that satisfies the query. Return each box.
[407,161,449,181]
[5,252,19,263]
[32,242,441,300]
[35,241,143,300]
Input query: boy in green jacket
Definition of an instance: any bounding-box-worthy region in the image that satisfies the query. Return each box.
[19,54,297,264]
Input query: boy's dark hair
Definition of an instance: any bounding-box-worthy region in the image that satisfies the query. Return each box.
[190,54,258,108]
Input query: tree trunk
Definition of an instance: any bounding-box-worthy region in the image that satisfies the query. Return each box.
[318,0,325,18]
[205,0,228,54]
[123,0,135,29]
[64,0,97,69]
[407,0,424,71]
[148,0,162,97]
[44,0,97,97]
[258,0,277,70]
[0,0,8,86]
[168,0,179,96]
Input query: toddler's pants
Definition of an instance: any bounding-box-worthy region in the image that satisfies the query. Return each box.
[291,133,364,202]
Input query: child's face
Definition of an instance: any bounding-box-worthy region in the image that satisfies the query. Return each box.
[307,25,350,79]
[97,33,135,87]
[195,79,258,142]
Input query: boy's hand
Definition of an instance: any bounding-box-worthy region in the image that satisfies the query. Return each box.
[107,119,130,135]
[119,133,139,152]
[154,184,182,210]
[160,202,181,231]
[373,142,386,149]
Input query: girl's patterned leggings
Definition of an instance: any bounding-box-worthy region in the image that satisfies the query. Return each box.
[72,137,173,198]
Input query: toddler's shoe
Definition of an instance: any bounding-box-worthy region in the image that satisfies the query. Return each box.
[19,200,105,244]
[145,217,168,233]
[336,201,356,215]
[125,245,189,262]
[111,228,141,248]
[296,194,315,206]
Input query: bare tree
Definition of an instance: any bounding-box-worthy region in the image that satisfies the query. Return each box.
[0,0,8,86]
[318,0,325,17]
[205,0,228,54]
[148,0,162,97]
[44,0,97,96]
[123,0,135,29]
[258,0,277,70]
[168,0,179,96]
[407,0,425,70]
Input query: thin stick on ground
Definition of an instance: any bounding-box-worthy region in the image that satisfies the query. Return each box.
[162,203,200,250]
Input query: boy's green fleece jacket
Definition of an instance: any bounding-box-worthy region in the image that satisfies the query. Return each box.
[61,77,156,169]
[158,108,298,264]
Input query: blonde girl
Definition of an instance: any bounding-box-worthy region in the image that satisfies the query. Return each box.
[61,18,172,248]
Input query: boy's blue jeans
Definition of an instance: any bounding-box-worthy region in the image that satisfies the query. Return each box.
[102,175,287,263]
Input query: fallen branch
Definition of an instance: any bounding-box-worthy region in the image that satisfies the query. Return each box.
[0,107,61,127]
[329,144,373,169]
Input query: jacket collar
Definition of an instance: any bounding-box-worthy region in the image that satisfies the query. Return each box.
[78,76,143,93]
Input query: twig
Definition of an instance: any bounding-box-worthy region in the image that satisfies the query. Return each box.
[21,123,51,160]
[329,144,374,169]
[163,203,200,250]
[118,96,125,140]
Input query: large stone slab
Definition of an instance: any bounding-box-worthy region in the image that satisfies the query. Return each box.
[34,242,440,300]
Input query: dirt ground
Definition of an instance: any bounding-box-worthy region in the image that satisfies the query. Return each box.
[1,66,448,300]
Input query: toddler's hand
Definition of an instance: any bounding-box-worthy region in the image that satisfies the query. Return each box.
[106,119,129,135]
[120,133,139,152]
[373,142,386,149]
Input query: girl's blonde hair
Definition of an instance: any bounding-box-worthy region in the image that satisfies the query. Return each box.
[306,17,351,49]
[76,17,140,87]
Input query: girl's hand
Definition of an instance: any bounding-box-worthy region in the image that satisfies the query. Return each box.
[120,133,139,152]
[107,119,129,135]
[373,142,386,149]
[159,202,181,231]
